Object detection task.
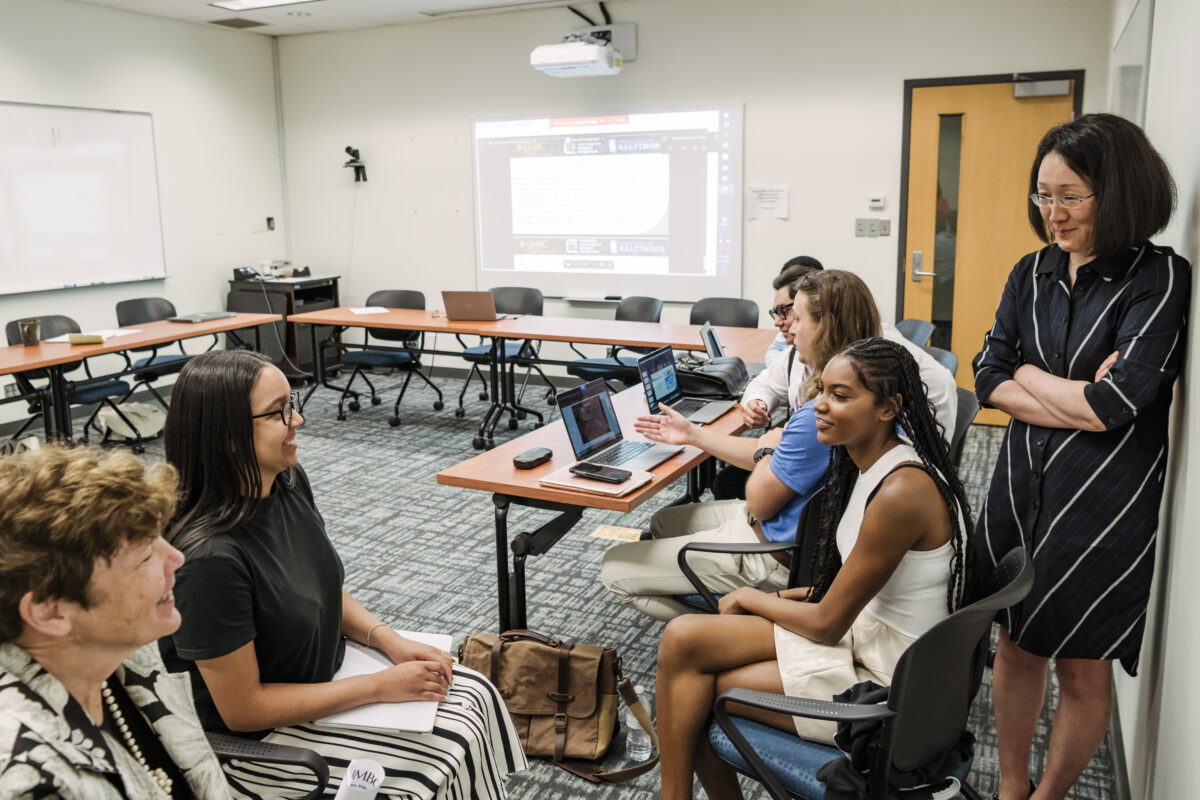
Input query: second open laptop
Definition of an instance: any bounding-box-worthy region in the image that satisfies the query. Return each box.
[441,290,506,321]
[556,379,683,471]
[637,345,737,424]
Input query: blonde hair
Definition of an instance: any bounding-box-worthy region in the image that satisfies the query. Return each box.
[794,270,882,402]
[0,445,179,641]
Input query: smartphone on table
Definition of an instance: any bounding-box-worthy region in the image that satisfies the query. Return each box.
[568,462,632,483]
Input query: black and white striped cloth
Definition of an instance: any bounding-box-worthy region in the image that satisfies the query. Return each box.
[973,242,1190,675]
[221,665,527,799]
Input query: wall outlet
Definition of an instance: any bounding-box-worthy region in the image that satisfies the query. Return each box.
[879,218,892,236]
[854,217,868,237]
[866,218,881,237]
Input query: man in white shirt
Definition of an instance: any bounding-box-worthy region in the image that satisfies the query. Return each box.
[762,255,824,367]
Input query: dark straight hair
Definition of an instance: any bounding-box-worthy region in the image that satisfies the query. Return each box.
[164,349,283,553]
[1028,113,1176,258]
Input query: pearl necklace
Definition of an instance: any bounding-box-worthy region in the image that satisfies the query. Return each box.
[101,680,174,797]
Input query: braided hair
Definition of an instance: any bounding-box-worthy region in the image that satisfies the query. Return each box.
[807,338,976,613]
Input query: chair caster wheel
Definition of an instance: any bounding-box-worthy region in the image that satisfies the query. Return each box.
[485,439,496,450]
[479,392,489,401]
[508,418,518,430]
[132,444,145,454]
[388,417,400,427]
[516,411,527,421]
[473,437,486,449]
[371,396,382,406]
[532,422,542,429]
[337,412,347,421]
[547,396,557,406]
[348,400,361,412]
[455,408,465,418]
[433,400,445,410]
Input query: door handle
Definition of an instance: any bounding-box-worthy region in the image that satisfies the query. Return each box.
[911,251,936,282]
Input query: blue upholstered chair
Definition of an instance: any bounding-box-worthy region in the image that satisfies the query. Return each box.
[895,318,935,346]
[566,295,664,388]
[950,387,980,470]
[922,344,958,377]
[336,290,444,426]
[708,547,1032,800]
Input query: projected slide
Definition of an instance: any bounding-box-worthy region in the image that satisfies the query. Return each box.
[474,106,742,300]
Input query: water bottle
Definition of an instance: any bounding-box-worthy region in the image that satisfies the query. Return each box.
[624,684,654,761]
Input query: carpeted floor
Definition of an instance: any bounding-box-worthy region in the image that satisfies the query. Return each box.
[127,370,1117,799]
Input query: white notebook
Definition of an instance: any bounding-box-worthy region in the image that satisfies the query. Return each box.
[314,629,453,734]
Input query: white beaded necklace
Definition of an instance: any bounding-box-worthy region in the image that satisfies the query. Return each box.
[100,680,174,797]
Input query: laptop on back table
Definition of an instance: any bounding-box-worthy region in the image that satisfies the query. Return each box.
[442,291,506,321]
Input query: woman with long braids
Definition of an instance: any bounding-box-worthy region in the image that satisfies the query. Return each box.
[655,338,975,800]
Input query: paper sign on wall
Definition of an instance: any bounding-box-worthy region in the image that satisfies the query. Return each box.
[747,184,789,219]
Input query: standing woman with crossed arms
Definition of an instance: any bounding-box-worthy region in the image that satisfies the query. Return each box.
[973,113,1189,800]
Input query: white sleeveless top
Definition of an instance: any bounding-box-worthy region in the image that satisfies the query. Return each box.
[834,443,962,639]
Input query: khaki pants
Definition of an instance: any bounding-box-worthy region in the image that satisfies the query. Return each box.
[600,500,790,622]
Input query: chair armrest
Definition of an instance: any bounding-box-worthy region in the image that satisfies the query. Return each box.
[206,732,329,800]
[676,541,797,613]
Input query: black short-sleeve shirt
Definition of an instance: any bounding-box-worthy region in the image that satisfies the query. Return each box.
[160,466,346,734]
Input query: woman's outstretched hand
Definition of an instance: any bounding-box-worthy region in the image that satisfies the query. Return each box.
[633,402,694,445]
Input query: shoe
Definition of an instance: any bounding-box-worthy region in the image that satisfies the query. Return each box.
[992,777,1038,800]
[638,529,653,541]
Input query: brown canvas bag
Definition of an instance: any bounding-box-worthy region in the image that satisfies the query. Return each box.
[459,629,657,783]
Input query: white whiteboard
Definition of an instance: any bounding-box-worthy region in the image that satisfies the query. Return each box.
[0,102,166,296]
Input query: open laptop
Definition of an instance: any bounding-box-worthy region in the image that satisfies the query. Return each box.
[637,346,737,424]
[699,321,724,359]
[168,311,238,323]
[442,291,506,321]
[556,379,683,471]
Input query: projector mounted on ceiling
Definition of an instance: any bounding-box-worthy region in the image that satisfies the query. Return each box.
[531,33,622,77]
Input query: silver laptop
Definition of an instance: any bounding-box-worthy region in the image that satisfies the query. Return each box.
[441,291,506,321]
[556,379,682,471]
[637,346,737,425]
[699,321,724,359]
[168,311,238,323]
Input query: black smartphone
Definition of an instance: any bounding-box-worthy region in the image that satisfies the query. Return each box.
[568,462,632,483]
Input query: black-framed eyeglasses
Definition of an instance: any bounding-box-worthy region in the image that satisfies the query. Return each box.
[1029,192,1095,209]
[767,303,794,320]
[251,391,300,426]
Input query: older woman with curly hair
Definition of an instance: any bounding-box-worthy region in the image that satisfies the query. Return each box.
[0,445,230,799]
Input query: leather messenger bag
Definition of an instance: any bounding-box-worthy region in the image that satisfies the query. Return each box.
[459,629,657,783]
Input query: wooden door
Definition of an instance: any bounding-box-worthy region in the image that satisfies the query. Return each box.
[902,81,1076,425]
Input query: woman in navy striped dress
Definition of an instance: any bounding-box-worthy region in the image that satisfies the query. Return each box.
[973,114,1189,800]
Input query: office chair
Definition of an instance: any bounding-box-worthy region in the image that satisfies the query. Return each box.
[206,733,328,800]
[922,344,958,376]
[456,286,554,426]
[4,315,147,452]
[690,297,760,328]
[950,386,980,470]
[895,318,935,346]
[707,547,1032,800]
[335,290,444,426]
[115,297,207,409]
[566,295,664,388]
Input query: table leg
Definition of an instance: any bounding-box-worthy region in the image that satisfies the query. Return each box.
[492,494,513,631]
[49,365,72,441]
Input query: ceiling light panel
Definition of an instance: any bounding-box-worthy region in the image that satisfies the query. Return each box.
[210,0,324,11]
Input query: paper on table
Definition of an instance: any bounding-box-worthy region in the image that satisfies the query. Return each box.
[45,328,142,343]
[349,307,389,315]
[589,524,644,542]
[315,629,453,734]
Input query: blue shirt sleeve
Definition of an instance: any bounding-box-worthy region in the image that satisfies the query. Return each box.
[760,401,831,542]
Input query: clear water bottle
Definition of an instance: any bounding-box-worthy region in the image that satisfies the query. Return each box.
[624,684,653,761]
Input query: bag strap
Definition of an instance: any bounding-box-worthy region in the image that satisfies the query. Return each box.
[550,641,574,762]
[549,679,660,784]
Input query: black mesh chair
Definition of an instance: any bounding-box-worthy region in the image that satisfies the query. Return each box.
[456,286,555,418]
[566,296,664,388]
[950,386,981,470]
[708,547,1033,800]
[896,318,935,346]
[922,344,958,375]
[206,733,328,800]
[690,297,760,328]
[336,290,444,426]
[115,297,207,409]
[4,315,146,452]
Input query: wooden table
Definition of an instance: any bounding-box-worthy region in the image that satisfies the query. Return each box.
[436,385,750,629]
[0,313,280,438]
[288,306,775,447]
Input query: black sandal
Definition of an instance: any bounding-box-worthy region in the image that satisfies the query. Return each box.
[992,778,1038,800]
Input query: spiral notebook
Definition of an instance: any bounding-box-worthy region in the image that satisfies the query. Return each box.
[315,629,453,734]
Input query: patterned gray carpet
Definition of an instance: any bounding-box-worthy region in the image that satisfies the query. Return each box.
[127,370,1116,799]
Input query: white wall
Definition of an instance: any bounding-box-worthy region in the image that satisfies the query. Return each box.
[0,0,285,422]
[1110,0,1200,796]
[277,0,1113,335]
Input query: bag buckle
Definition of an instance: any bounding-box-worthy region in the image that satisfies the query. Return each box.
[554,712,568,731]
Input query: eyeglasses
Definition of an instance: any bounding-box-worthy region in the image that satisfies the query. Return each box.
[250,391,301,426]
[1029,193,1095,209]
[767,303,794,320]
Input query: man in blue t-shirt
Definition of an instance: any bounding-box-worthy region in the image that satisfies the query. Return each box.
[600,398,829,622]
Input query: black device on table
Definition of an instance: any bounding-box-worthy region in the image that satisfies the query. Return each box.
[512,446,552,470]
[568,462,632,483]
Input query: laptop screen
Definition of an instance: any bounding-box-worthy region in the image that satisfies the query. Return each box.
[700,322,725,359]
[557,379,623,459]
[637,346,683,414]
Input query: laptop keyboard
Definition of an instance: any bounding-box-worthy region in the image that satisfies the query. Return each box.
[589,440,655,466]
[670,397,708,416]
